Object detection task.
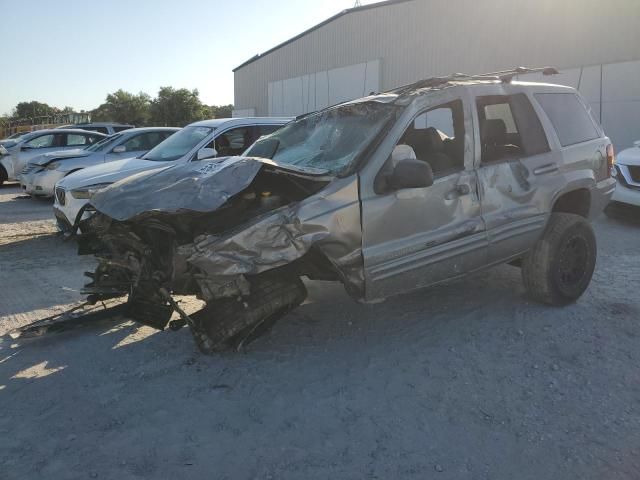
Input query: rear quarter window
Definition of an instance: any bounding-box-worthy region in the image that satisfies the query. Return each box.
[534,93,600,147]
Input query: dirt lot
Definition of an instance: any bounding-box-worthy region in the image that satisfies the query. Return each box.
[1,183,639,480]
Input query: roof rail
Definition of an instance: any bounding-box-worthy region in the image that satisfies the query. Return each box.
[387,66,560,95]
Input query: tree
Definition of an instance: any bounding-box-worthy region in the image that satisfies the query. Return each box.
[92,89,151,126]
[149,87,209,127]
[209,104,233,119]
[12,101,56,120]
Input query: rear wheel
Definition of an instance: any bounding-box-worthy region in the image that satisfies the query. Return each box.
[190,271,307,353]
[522,213,597,306]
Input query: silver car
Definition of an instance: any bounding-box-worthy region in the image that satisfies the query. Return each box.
[0,129,105,185]
[76,68,616,353]
[20,127,178,197]
[53,117,291,231]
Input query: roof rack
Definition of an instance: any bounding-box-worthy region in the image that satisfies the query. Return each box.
[387,66,560,95]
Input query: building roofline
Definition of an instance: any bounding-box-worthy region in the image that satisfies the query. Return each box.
[233,0,415,72]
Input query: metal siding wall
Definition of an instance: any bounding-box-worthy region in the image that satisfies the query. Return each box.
[234,0,640,116]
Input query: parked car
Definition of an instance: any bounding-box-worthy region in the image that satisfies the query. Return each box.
[0,129,106,185]
[53,117,291,231]
[73,68,616,353]
[20,127,178,197]
[610,140,640,208]
[58,123,134,135]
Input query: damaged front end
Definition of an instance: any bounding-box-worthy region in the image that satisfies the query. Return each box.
[78,156,364,351]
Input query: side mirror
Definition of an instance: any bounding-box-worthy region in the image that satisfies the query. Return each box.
[388,159,434,190]
[196,147,217,161]
[21,145,32,151]
[112,145,126,153]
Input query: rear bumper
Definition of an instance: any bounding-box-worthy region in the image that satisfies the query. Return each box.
[589,177,616,218]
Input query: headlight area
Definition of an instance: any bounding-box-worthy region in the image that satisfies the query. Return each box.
[45,162,61,170]
[70,183,113,200]
[0,145,8,156]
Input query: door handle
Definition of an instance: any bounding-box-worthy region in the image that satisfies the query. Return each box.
[446,184,471,200]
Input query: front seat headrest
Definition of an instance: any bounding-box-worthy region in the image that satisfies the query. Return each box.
[481,119,507,145]
[425,127,445,152]
[391,144,417,167]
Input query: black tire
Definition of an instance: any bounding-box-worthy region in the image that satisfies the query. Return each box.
[0,165,7,186]
[190,271,307,353]
[522,213,597,306]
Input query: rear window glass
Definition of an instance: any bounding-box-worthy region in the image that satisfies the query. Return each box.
[535,93,599,147]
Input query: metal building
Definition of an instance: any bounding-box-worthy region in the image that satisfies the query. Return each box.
[233,0,640,149]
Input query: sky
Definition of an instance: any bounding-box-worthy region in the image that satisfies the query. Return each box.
[0,0,375,115]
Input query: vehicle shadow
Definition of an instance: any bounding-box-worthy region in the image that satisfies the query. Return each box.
[604,202,640,226]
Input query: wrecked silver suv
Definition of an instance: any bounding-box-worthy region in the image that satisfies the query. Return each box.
[78,68,616,353]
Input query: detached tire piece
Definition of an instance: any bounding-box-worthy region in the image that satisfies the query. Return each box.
[522,213,597,306]
[190,272,307,354]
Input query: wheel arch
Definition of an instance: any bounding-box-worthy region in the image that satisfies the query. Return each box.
[552,188,591,219]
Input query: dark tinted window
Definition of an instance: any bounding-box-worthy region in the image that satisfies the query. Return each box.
[535,93,599,147]
[113,126,133,132]
[215,127,253,156]
[477,94,549,163]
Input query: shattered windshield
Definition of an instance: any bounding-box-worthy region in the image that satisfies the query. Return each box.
[245,102,399,175]
[143,126,213,162]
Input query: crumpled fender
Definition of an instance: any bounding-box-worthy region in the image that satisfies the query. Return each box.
[183,207,331,276]
[181,175,366,297]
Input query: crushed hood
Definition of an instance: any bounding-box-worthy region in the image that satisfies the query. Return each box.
[30,149,90,166]
[90,156,330,222]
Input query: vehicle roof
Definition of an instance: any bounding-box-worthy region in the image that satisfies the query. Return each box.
[73,122,135,127]
[116,127,180,134]
[188,117,293,128]
[23,128,108,136]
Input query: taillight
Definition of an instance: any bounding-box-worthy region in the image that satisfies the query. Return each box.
[606,144,615,177]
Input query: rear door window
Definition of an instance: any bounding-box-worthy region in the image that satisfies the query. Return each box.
[477,94,549,163]
[534,93,600,147]
[66,133,91,146]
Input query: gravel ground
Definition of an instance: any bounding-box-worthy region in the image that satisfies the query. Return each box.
[1,183,639,480]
